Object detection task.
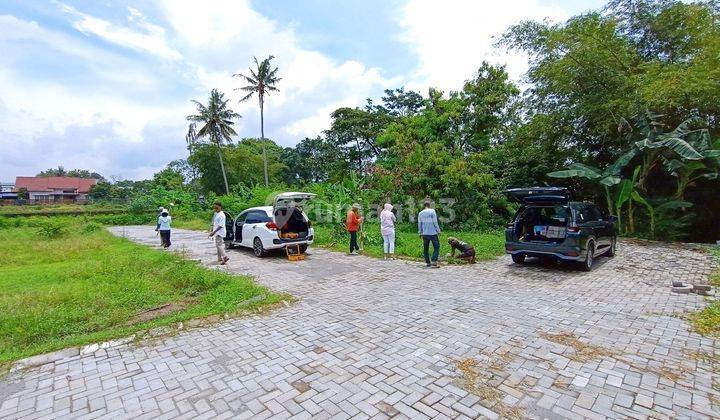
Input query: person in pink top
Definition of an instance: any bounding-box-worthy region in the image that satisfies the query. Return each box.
[380,202,396,260]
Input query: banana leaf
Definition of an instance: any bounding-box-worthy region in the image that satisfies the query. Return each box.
[656,200,693,212]
[606,148,637,175]
[657,137,703,160]
[614,179,633,208]
[599,175,621,186]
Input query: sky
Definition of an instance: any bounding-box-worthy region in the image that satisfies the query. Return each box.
[0,0,604,181]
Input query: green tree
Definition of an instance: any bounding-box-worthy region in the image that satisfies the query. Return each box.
[37,166,67,177]
[153,167,185,190]
[234,55,282,186]
[186,89,241,195]
[500,0,720,169]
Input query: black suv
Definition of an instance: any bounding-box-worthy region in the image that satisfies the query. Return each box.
[504,187,617,271]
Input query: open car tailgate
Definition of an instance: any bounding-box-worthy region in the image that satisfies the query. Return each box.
[274,192,316,209]
[505,187,569,204]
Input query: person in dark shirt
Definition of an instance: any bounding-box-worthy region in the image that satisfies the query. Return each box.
[447,237,476,264]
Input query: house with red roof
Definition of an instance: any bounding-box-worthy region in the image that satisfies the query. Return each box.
[14,176,98,203]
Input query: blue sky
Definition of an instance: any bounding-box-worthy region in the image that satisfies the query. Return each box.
[0,0,603,181]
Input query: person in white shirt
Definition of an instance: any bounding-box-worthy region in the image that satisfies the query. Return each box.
[208,202,229,265]
[157,210,172,248]
[380,203,396,260]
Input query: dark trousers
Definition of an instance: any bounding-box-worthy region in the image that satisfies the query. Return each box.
[422,234,440,264]
[160,230,171,247]
[349,231,359,253]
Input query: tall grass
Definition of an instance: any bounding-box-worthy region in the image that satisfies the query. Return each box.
[0,221,282,363]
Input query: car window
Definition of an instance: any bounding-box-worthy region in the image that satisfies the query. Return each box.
[245,211,272,224]
[588,205,603,221]
[577,205,599,222]
[236,211,248,224]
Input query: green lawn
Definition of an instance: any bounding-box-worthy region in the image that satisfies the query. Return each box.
[0,221,284,364]
[0,203,127,215]
[691,248,720,336]
[312,223,505,262]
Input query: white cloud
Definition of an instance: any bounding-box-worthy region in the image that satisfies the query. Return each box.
[58,2,183,61]
[398,0,567,91]
[159,0,398,144]
[0,2,400,180]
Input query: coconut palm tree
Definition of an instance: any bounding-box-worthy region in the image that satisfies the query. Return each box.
[186,89,240,194]
[234,55,281,186]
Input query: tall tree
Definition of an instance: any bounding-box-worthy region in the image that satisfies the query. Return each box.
[234,55,282,186]
[186,89,241,194]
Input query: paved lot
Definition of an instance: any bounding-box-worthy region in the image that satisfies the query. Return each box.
[1,226,718,419]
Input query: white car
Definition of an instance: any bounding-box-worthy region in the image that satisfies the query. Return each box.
[224,192,316,257]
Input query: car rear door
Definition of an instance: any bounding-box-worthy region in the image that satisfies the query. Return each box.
[242,210,270,246]
[578,205,608,251]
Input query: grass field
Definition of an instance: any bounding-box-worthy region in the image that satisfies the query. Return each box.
[0,221,283,364]
[0,203,127,215]
[691,248,720,336]
[312,223,505,262]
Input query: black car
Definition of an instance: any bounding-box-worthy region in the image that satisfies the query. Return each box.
[504,187,617,271]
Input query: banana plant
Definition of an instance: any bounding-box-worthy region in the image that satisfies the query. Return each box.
[661,130,720,199]
[634,115,720,198]
[630,191,693,240]
[548,148,636,221]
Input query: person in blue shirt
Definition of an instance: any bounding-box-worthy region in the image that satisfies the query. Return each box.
[156,210,172,248]
[417,200,441,268]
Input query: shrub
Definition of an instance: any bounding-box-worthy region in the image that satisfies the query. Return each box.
[83,222,103,233]
[35,219,68,239]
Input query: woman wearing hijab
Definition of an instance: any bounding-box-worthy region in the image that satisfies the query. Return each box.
[380,202,396,260]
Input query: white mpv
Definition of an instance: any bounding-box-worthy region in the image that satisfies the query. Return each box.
[223,192,316,257]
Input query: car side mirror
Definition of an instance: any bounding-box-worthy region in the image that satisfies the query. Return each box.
[606,215,618,223]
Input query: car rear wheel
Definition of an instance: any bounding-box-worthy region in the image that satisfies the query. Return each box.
[580,243,594,271]
[253,237,266,257]
[606,237,617,257]
[511,254,525,264]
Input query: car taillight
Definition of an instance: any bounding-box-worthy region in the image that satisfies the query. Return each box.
[266,222,278,230]
[567,225,580,233]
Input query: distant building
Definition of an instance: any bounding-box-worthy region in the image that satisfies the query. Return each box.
[0,181,17,200]
[0,182,14,193]
[14,176,98,203]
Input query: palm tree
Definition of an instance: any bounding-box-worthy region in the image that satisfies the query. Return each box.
[186,89,240,194]
[234,55,281,186]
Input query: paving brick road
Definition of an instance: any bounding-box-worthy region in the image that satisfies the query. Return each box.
[1,226,718,419]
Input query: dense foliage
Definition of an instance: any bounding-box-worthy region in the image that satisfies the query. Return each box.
[84,0,719,242]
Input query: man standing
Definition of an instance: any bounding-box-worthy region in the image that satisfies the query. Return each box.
[156,206,165,245]
[346,203,363,255]
[209,202,229,265]
[418,200,441,268]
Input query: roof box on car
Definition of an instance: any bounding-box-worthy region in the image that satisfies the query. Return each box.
[505,187,569,204]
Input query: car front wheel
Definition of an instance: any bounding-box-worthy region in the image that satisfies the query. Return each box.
[253,237,266,257]
[511,254,525,264]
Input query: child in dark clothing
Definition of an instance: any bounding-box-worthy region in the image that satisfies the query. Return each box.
[447,237,476,264]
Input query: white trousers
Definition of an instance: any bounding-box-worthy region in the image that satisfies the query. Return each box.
[382,232,395,254]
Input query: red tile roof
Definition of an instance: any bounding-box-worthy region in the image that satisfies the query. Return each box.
[14,177,98,193]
